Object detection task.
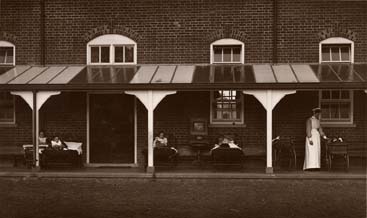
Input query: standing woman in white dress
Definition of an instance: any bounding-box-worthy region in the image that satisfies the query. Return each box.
[303,108,328,170]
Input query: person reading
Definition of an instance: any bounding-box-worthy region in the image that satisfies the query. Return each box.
[51,136,65,150]
[153,131,178,153]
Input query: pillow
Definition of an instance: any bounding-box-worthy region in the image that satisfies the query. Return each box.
[64,141,82,155]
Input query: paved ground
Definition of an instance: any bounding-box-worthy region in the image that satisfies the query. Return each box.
[0,177,365,218]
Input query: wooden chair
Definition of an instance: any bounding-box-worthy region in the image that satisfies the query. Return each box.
[273,136,297,169]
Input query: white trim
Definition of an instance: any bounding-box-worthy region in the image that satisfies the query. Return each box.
[0,40,15,65]
[87,92,137,165]
[319,37,354,63]
[210,38,244,64]
[87,34,137,65]
[319,90,354,125]
[210,91,244,125]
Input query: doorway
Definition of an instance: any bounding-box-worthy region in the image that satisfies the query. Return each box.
[89,94,135,164]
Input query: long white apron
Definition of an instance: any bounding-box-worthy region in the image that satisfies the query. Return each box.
[303,129,321,170]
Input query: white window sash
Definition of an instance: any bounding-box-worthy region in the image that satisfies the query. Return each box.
[210,91,244,124]
[319,90,353,124]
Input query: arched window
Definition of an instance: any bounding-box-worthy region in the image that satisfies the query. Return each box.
[319,37,354,63]
[210,38,244,64]
[87,34,137,65]
[0,41,15,65]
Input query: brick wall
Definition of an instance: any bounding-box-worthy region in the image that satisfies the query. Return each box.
[1,0,366,65]
[0,0,41,65]
[0,97,32,148]
[277,0,367,63]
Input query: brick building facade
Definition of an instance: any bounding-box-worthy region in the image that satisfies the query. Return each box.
[0,0,366,170]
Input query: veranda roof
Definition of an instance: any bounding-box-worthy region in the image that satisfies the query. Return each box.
[0,64,366,91]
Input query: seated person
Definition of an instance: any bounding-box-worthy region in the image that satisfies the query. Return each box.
[153,131,178,153]
[211,135,242,152]
[39,130,48,145]
[51,136,66,150]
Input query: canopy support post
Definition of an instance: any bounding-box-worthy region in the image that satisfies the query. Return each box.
[126,90,176,174]
[243,90,296,173]
[11,91,60,168]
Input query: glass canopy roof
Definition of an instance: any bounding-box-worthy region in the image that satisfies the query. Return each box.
[0,64,366,90]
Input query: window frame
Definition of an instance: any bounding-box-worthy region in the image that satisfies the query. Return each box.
[87,34,137,65]
[0,41,15,66]
[210,38,244,64]
[319,37,354,63]
[319,90,354,125]
[210,90,244,125]
[0,92,16,125]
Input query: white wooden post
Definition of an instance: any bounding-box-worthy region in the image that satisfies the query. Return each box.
[243,90,296,173]
[11,91,60,168]
[266,90,273,173]
[125,90,176,173]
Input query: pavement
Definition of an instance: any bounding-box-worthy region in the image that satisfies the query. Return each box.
[0,172,366,218]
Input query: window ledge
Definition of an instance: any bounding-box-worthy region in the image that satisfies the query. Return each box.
[0,123,17,128]
[209,124,247,128]
[322,123,356,128]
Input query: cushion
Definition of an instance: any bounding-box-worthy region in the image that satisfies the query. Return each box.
[64,141,82,155]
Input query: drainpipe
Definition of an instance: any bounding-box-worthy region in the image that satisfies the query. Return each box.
[273,0,278,64]
[40,0,45,66]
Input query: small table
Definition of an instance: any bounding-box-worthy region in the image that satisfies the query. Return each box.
[326,142,349,170]
[190,140,210,165]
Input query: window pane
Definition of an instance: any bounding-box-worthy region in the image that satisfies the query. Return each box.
[341,90,350,99]
[223,47,231,62]
[322,46,330,61]
[91,47,99,63]
[232,46,241,62]
[213,47,222,62]
[0,49,5,63]
[331,90,340,99]
[125,46,134,63]
[331,47,340,61]
[340,46,350,61]
[100,47,110,63]
[114,46,124,63]
[322,90,330,99]
[321,103,330,119]
[340,103,350,119]
[4,47,13,64]
[329,103,339,119]
[222,110,230,119]
[0,47,13,64]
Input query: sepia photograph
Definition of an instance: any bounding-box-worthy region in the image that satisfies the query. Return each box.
[0,0,366,217]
